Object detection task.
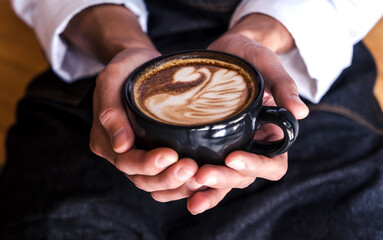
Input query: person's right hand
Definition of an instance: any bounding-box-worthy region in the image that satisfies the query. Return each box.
[90,47,200,199]
[63,5,199,201]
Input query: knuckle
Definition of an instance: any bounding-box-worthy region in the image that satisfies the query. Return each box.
[140,151,165,176]
[98,108,117,126]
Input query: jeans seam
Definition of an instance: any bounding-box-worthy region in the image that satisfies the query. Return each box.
[309,103,383,135]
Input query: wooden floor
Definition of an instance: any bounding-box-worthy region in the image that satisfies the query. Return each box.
[0,1,382,164]
[364,19,383,107]
[0,0,48,165]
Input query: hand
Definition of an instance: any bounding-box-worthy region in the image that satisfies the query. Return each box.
[63,5,199,201]
[185,13,309,215]
[90,47,199,199]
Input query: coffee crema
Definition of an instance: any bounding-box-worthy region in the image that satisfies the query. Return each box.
[133,58,257,126]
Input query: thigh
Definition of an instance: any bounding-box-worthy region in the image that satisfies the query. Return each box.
[0,71,171,240]
[274,43,383,239]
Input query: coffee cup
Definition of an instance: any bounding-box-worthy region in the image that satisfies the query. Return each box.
[123,50,299,165]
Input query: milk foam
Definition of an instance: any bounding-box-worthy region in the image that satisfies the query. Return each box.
[134,59,256,126]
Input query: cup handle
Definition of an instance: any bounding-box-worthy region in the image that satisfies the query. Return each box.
[245,106,299,157]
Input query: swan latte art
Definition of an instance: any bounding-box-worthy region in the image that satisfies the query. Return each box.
[133,58,258,126]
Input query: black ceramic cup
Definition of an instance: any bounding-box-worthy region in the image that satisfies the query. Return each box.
[123,50,299,165]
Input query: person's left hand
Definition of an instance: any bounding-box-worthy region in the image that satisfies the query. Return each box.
[151,13,309,215]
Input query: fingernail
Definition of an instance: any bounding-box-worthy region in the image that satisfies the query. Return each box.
[291,95,309,118]
[176,167,194,181]
[227,160,246,170]
[156,155,176,168]
[188,179,203,191]
[112,128,128,152]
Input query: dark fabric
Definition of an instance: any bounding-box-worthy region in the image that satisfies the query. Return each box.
[1,0,383,239]
[1,43,382,240]
[145,0,234,53]
[166,0,241,12]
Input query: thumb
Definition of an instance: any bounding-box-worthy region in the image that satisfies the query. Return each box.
[94,69,135,153]
[244,45,309,119]
[264,65,309,120]
[94,48,160,153]
[264,67,309,120]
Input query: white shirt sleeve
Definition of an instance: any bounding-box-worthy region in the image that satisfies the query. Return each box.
[230,0,383,103]
[11,0,148,82]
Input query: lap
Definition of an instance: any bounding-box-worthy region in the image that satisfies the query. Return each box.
[1,43,382,240]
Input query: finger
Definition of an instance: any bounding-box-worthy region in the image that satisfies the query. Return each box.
[193,165,255,189]
[95,70,135,153]
[150,176,201,202]
[91,125,179,176]
[90,88,119,160]
[115,147,178,176]
[267,73,309,120]
[95,49,160,153]
[225,151,288,181]
[151,178,212,202]
[128,158,198,192]
[187,188,231,215]
[243,44,309,120]
[89,119,118,162]
[151,183,194,203]
[151,176,212,203]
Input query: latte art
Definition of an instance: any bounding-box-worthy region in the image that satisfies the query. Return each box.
[133,58,257,126]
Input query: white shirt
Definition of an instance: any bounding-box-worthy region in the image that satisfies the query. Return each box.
[11,0,383,103]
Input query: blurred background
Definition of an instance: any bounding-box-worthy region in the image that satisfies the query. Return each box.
[0,0,382,166]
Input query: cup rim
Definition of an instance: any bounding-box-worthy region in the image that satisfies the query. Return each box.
[123,49,264,129]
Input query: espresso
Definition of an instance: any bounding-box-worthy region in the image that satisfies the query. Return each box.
[133,58,257,126]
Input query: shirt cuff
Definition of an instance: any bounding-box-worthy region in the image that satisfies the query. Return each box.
[33,0,148,82]
[230,0,355,103]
